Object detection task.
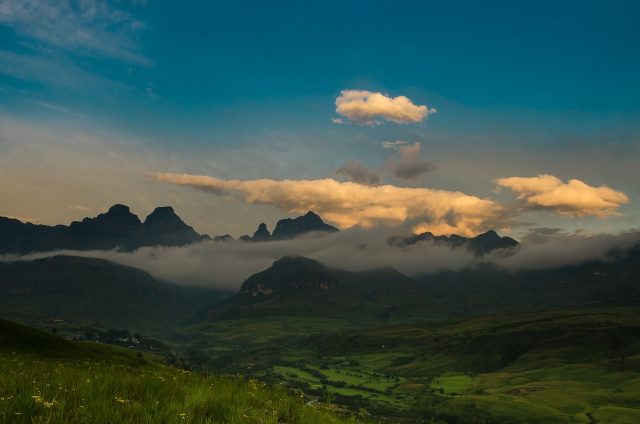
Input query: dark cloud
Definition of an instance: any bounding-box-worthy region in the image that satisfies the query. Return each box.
[336,160,380,186]
[386,142,435,181]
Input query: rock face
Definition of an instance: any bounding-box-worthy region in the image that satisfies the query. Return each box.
[240,256,339,296]
[241,211,339,243]
[0,205,209,254]
[388,230,519,255]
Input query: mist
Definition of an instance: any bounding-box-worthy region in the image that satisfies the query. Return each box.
[3,226,639,291]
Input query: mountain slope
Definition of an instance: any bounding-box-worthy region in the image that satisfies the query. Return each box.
[0,255,228,334]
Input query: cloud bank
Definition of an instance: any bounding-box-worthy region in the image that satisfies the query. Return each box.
[495,174,629,217]
[335,90,435,125]
[151,172,503,236]
[7,228,638,291]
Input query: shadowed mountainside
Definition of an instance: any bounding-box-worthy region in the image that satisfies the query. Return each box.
[0,255,229,334]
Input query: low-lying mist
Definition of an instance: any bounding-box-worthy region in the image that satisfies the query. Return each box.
[2,227,639,291]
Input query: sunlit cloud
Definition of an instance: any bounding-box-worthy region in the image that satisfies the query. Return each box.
[335,90,436,125]
[151,172,504,236]
[495,174,629,217]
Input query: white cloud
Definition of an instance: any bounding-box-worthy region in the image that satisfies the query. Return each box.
[495,174,629,217]
[335,90,436,125]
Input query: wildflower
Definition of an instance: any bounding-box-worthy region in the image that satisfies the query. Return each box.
[178,413,188,420]
[114,396,129,404]
[43,400,58,408]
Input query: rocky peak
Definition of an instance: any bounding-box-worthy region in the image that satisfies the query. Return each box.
[144,206,186,227]
[97,204,141,226]
[252,223,271,242]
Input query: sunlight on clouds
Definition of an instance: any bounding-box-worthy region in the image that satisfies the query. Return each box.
[335,90,436,125]
[496,174,629,217]
[151,172,503,236]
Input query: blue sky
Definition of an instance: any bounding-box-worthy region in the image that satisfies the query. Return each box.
[0,0,639,237]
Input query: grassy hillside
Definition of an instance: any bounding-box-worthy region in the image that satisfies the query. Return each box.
[0,320,357,424]
[0,255,230,335]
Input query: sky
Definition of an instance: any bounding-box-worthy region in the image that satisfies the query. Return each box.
[1,0,639,239]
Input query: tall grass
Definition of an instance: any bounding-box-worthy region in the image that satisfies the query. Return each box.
[0,351,357,423]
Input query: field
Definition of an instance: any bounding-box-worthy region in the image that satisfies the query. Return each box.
[0,320,357,424]
[177,307,640,423]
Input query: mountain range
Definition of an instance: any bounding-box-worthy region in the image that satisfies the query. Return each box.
[388,229,519,255]
[195,242,640,323]
[0,206,342,254]
[237,211,339,242]
[0,205,208,254]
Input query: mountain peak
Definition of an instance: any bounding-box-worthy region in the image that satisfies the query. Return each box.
[98,204,141,225]
[252,223,271,242]
[144,206,185,226]
[271,211,339,240]
[475,229,499,239]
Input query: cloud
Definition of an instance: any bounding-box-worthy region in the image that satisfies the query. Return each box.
[336,160,380,186]
[494,230,640,270]
[335,90,436,125]
[8,226,639,291]
[151,172,504,236]
[386,142,436,181]
[2,227,480,289]
[495,174,629,217]
[0,0,150,65]
[382,140,408,149]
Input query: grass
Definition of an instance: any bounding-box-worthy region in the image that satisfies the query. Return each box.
[0,320,357,424]
[430,374,473,395]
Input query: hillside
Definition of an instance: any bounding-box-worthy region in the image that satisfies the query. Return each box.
[0,319,356,424]
[196,256,426,321]
[0,255,229,334]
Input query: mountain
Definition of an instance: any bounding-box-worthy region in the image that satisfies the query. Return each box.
[0,255,229,334]
[271,211,339,240]
[241,211,339,242]
[252,223,271,242]
[416,243,640,316]
[0,204,209,254]
[194,256,425,321]
[196,240,640,323]
[389,229,519,255]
